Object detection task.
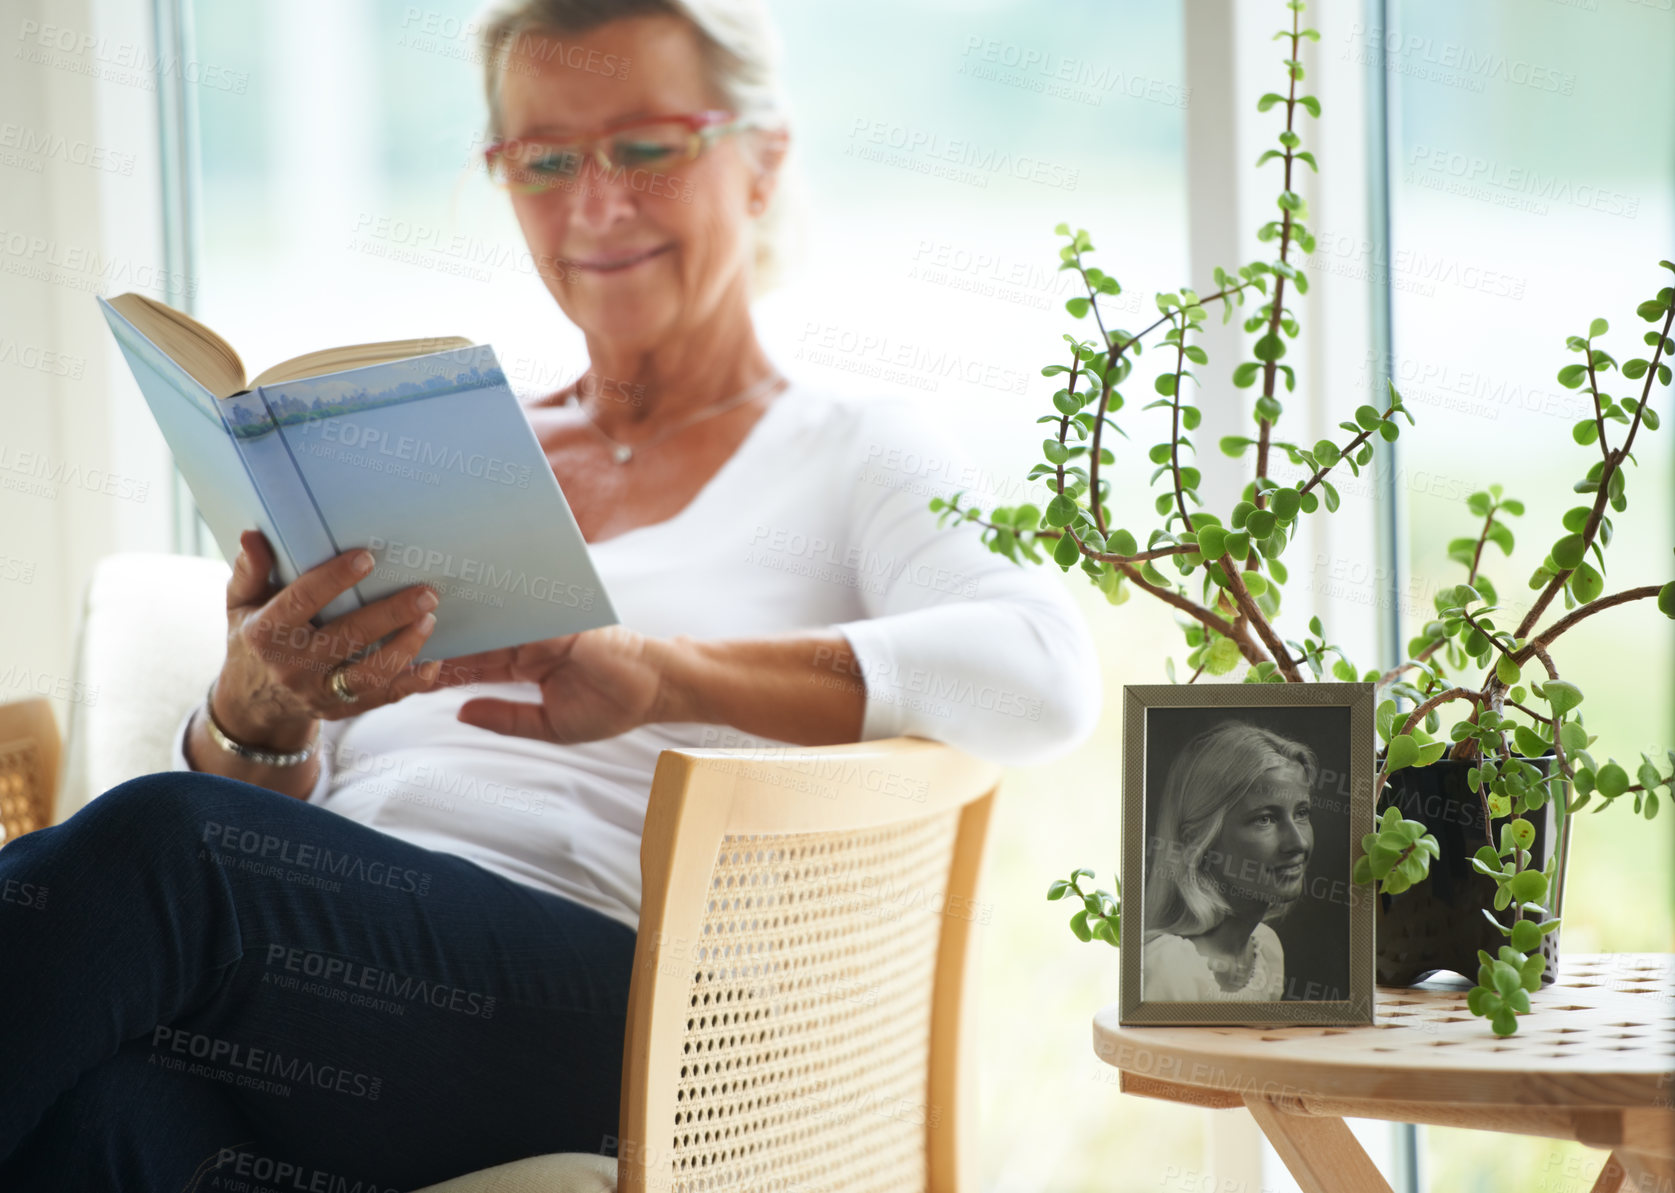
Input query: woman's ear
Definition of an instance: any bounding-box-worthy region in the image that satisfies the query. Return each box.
[747,126,791,210]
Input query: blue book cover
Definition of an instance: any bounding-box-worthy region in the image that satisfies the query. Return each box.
[97,294,617,662]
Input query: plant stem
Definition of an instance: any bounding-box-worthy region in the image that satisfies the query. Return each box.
[1514,585,1663,661]
[1376,687,1485,802]
[1167,318,1195,532]
[1296,398,1399,498]
[1466,508,1496,586]
[1217,554,1301,680]
[1514,302,1673,640]
[1071,271,1251,537]
[1254,4,1303,504]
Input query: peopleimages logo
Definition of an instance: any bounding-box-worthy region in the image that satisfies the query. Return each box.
[264,944,496,1018]
[201,820,432,896]
[366,535,595,611]
[312,419,533,488]
[150,1026,382,1101]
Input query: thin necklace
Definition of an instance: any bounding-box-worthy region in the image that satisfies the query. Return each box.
[567,371,787,464]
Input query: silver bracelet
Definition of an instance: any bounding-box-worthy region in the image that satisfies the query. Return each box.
[201,679,319,767]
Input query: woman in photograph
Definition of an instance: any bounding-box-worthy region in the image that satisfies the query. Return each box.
[0,0,1100,1189]
[1141,721,1316,1002]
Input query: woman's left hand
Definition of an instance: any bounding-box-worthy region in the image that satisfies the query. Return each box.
[446,626,665,744]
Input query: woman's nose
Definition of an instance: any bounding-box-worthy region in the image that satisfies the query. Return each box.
[567,165,639,230]
[1278,817,1308,855]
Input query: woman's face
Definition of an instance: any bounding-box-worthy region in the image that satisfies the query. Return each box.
[495,16,779,351]
[1204,762,1314,906]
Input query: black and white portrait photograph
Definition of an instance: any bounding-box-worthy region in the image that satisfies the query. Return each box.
[1119,684,1376,1026]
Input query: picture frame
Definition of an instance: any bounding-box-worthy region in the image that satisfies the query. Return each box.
[1118,682,1377,1027]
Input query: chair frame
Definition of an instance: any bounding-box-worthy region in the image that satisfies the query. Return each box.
[617,737,1001,1193]
[0,697,61,845]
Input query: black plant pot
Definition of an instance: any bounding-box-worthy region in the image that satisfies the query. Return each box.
[1376,757,1565,987]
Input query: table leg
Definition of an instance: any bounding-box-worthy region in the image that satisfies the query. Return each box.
[1590,1148,1675,1193]
[1244,1096,1395,1193]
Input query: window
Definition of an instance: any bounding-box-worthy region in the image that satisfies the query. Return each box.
[1381,1,1675,1185]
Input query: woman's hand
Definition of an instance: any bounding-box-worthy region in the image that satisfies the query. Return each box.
[451,629,870,748]
[215,529,451,750]
[450,626,664,745]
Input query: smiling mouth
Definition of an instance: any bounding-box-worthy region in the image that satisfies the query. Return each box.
[566,244,673,273]
[1272,863,1305,878]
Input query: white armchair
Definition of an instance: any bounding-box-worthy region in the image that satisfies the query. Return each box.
[58,551,232,822]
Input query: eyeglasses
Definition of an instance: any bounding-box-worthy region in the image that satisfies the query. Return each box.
[483,110,758,195]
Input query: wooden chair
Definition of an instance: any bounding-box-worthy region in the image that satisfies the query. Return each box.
[417,736,1001,1193]
[0,697,60,848]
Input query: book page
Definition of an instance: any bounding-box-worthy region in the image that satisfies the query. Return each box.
[251,337,476,389]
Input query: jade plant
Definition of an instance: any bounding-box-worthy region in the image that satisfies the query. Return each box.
[939,0,1675,1036]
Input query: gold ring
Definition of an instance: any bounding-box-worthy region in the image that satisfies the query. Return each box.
[328,661,359,704]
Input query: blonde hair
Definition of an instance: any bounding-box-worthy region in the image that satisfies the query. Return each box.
[473,0,802,293]
[1142,720,1318,943]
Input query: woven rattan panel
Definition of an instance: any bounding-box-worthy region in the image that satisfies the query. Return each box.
[0,738,45,845]
[670,810,960,1193]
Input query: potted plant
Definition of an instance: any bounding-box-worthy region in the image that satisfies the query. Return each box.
[939,0,1675,1036]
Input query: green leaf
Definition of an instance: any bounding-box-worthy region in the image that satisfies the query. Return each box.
[1496,655,1521,686]
[1052,532,1081,567]
[1508,870,1548,903]
[1045,494,1079,527]
[1047,880,1071,901]
[1556,364,1587,389]
[1245,509,1277,539]
[1596,762,1630,798]
[1066,297,1091,318]
[1589,317,1609,338]
[1376,698,1397,744]
[1354,404,1382,431]
[1385,734,1420,775]
[1256,92,1286,111]
[1551,535,1586,570]
[1270,487,1302,520]
[1514,724,1550,759]
[1312,439,1340,468]
[1570,560,1604,604]
[1232,361,1261,388]
[1205,635,1243,676]
[1543,680,1583,716]
[1660,582,1675,618]
[1069,909,1092,941]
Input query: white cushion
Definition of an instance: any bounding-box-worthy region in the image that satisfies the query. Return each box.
[409,1152,617,1192]
[59,551,230,819]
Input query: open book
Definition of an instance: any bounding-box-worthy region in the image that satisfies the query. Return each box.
[98,292,617,662]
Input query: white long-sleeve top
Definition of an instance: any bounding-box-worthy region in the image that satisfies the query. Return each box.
[170,383,1102,932]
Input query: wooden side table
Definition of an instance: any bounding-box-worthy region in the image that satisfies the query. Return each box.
[1093,954,1675,1193]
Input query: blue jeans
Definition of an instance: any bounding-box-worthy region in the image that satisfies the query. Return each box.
[0,771,639,1192]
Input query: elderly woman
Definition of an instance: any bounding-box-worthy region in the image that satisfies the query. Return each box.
[0,0,1098,1188]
